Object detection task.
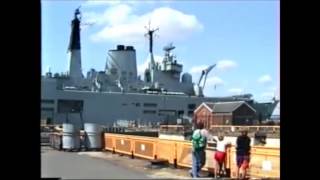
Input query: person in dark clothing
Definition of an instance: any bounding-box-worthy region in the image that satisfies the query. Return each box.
[236,129,251,179]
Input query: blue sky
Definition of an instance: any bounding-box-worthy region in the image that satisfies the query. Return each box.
[41,0,279,102]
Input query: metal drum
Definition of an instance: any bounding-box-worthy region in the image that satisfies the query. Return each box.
[62,123,80,151]
[84,123,102,150]
[54,133,62,150]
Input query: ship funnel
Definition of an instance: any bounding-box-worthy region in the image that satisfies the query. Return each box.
[107,45,137,83]
[68,8,84,81]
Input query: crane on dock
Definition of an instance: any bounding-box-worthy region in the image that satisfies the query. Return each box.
[193,64,216,97]
[197,64,216,90]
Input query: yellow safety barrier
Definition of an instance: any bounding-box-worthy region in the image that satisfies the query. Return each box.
[155,139,177,164]
[103,133,279,179]
[203,148,217,173]
[225,146,232,169]
[104,133,115,151]
[104,133,158,159]
[175,140,192,168]
[114,135,133,155]
[249,146,280,178]
[175,140,216,173]
[229,146,280,178]
[132,136,157,160]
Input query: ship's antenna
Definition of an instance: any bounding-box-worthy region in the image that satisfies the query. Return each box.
[144,20,159,73]
[75,6,81,20]
[144,20,159,55]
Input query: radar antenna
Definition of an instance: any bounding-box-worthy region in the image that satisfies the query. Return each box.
[163,42,175,52]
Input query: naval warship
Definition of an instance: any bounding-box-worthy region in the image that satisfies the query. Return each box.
[41,8,278,128]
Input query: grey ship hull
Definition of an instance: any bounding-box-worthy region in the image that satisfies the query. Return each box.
[42,81,231,128]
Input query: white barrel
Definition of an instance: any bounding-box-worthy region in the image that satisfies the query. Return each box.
[62,123,80,150]
[84,123,102,149]
[63,123,75,133]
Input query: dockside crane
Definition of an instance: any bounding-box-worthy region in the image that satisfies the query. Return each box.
[198,64,216,90]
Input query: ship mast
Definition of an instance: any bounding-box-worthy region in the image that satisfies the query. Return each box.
[144,21,159,69]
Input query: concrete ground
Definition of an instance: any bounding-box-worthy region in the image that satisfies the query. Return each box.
[41,146,244,179]
[41,146,192,179]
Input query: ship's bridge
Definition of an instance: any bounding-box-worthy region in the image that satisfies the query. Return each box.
[160,43,182,78]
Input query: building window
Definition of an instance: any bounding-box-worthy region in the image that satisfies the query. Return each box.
[143,110,156,114]
[143,103,157,107]
[41,99,54,104]
[159,110,176,116]
[178,110,184,117]
[188,104,196,109]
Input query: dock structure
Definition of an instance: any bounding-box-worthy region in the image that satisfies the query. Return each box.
[43,124,279,179]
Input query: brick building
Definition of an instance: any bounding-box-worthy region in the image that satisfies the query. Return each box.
[193,101,256,129]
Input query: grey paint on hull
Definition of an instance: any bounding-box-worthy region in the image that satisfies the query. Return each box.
[42,81,223,127]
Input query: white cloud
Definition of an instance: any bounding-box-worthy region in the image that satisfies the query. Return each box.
[276,87,280,100]
[83,4,133,26]
[82,0,122,6]
[206,76,224,86]
[189,65,208,74]
[228,88,243,94]
[268,86,277,92]
[258,74,272,84]
[188,65,224,88]
[188,60,236,75]
[216,60,237,71]
[87,5,203,44]
[261,92,275,99]
[188,65,221,87]
[137,55,163,77]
